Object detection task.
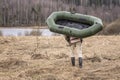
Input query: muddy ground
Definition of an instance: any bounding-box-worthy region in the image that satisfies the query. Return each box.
[0,36,120,80]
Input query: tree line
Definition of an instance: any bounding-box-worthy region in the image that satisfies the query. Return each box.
[0,0,120,27]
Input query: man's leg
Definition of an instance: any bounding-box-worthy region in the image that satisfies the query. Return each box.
[70,44,76,66]
[76,41,83,68]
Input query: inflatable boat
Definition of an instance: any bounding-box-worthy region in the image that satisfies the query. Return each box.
[46,11,103,38]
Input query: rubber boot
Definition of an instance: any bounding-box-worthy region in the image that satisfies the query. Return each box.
[71,57,75,66]
[79,57,82,68]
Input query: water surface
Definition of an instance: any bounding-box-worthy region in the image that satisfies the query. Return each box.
[0,28,56,36]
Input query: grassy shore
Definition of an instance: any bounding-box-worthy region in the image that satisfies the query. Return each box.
[0,36,120,80]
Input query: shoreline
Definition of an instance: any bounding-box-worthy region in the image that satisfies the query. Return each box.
[0,26,48,29]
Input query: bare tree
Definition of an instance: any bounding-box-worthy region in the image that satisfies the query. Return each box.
[0,0,120,27]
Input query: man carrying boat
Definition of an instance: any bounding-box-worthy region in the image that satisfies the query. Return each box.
[65,35,83,68]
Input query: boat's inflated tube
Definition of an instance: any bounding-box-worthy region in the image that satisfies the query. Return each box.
[46,11,103,38]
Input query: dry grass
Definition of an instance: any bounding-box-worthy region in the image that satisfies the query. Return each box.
[0,36,120,80]
[103,19,120,35]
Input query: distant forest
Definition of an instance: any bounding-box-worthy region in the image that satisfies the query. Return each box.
[0,0,120,27]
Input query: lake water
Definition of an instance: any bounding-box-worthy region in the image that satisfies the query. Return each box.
[0,28,58,36]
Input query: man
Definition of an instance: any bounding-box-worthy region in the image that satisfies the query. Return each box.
[65,35,83,68]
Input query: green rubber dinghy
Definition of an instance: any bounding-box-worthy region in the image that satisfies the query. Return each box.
[46,11,103,38]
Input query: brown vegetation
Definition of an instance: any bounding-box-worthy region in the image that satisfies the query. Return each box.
[0,36,120,80]
[102,18,120,35]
